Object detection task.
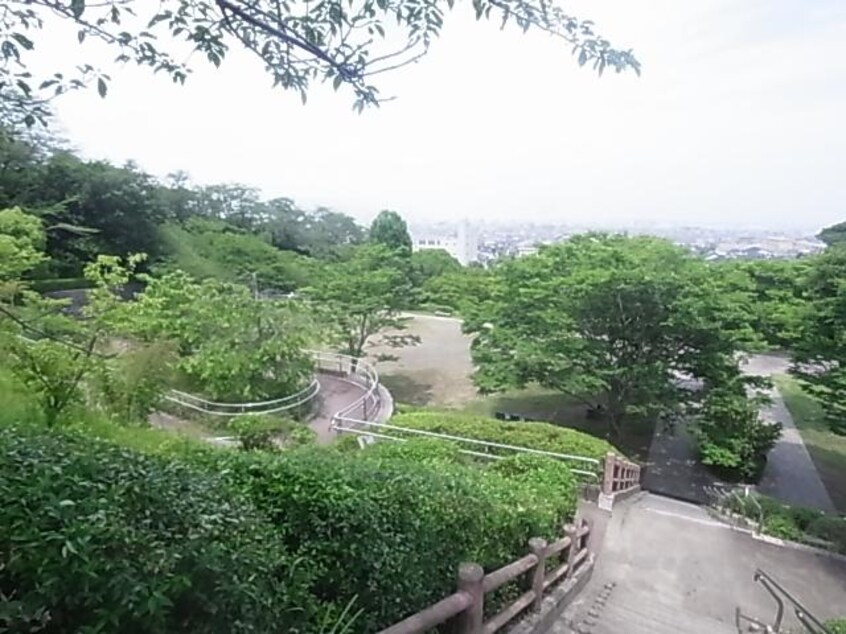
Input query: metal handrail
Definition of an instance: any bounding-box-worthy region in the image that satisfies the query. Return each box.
[168,380,319,409]
[165,379,320,416]
[751,569,831,634]
[332,418,600,479]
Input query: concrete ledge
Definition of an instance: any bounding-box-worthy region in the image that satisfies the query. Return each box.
[598,485,642,511]
[506,555,595,634]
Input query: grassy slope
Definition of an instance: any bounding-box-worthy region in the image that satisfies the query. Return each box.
[462,386,655,461]
[773,374,846,513]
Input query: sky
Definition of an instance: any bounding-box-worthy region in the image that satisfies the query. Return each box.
[34,0,846,230]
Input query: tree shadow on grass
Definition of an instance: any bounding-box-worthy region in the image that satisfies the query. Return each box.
[379,373,435,407]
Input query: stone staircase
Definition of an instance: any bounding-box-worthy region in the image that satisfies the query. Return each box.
[542,493,846,634]
[551,580,737,634]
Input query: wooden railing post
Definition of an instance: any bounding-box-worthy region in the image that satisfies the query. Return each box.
[602,452,616,495]
[456,562,484,634]
[563,523,578,579]
[528,537,547,612]
[580,518,592,552]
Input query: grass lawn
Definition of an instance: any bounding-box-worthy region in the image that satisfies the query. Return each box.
[773,374,846,514]
[461,385,655,461]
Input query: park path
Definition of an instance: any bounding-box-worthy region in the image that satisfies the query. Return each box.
[741,354,835,512]
[643,354,834,511]
[756,388,835,512]
[554,493,846,634]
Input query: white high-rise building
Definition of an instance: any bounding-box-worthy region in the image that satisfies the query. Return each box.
[412,221,478,266]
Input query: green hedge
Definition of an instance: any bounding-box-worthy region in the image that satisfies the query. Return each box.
[29,277,93,293]
[388,410,618,466]
[0,426,319,634]
[725,493,846,554]
[205,440,578,632]
[826,619,846,634]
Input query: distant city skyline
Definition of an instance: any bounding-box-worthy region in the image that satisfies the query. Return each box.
[35,0,846,232]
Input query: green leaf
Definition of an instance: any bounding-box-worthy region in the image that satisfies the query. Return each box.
[70,0,86,19]
[11,33,34,50]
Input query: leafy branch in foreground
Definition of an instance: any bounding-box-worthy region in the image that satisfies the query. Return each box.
[1,0,640,126]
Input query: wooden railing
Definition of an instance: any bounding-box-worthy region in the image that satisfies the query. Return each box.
[379,519,592,634]
[601,451,641,495]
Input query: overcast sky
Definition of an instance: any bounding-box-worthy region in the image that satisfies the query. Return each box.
[38,0,846,230]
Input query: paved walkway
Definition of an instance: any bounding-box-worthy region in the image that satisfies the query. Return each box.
[307,374,365,444]
[555,493,846,634]
[758,388,835,512]
[643,354,834,510]
[642,418,726,504]
[740,354,835,512]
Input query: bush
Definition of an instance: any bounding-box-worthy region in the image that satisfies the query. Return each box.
[94,342,177,423]
[762,514,802,541]
[228,415,316,452]
[694,387,781,481]
[29,277,93,293]
[724,493,846,555]
[0,426,319,633]
[388,410,618,468]
[207,442,579,632]
[807,516,846,553]
[826,619,846,634]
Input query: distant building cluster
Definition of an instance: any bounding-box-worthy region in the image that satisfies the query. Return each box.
[410,220,825,266]
[412,220,479,266]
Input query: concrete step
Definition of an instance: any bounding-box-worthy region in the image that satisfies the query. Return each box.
[559,582,737,634]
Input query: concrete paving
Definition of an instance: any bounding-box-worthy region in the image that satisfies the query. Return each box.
[642,418,726,504]
[555,493,846,634]
[741,353,835,512]
[307,374,368,444]
[758,389,835,512]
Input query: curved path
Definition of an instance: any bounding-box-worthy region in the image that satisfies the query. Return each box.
[308,373,393,445]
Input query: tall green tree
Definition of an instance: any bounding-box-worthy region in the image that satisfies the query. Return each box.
[711,258,808,349]
[817,220,846,247]
[792,245,846,434]
[106,268,315,401]
[306,244,415,359]
[369,210,412,253]
[469,234,759,436]
[410,248,461,288]
[1,1,639,127]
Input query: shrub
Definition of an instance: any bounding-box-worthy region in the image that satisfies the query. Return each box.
[94,342,177,423]
[208,443,579,632]
[29,277,93,293]
[826,619,846,634]
[694,387,781,481]
[0,426,319,633]
[228,415,316,452]
[762,514,802,541]
[389,410,618,467]
[806,516,846,554]
[723,493,846,555]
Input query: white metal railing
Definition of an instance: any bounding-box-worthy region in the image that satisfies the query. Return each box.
[164,379,320,416]
[166,350,385,420]
[312,350,385,427]
[331,418,600,479]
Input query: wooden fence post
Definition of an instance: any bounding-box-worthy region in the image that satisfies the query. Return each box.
[563,523,578,579]
[602,452,616,495]
[529,537,547,612]
[456,562,484,634]
[580,518,592,552]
